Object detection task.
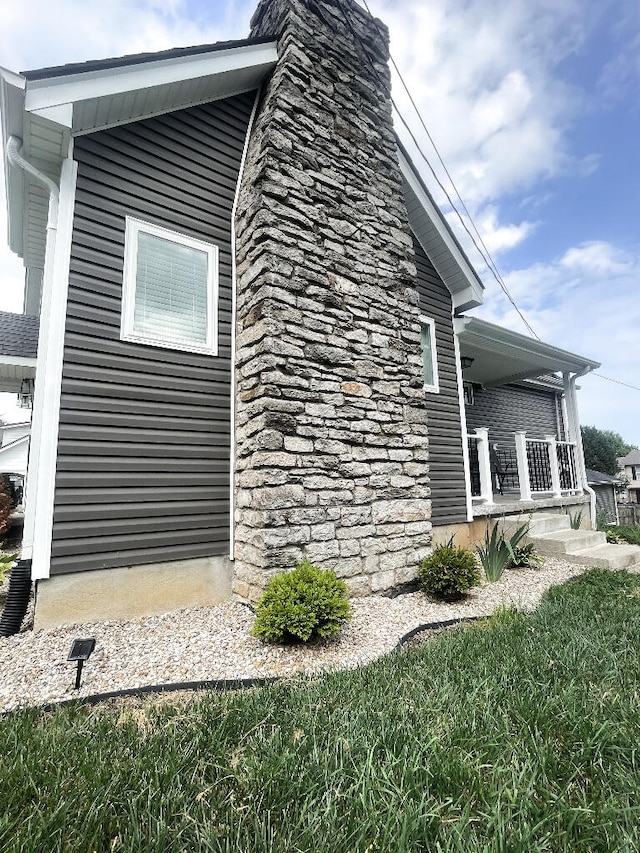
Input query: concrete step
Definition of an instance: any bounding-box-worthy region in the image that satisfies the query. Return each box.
[562,543,640,570]
[527,514,572,536]
[498,513,571,539]
[530,528,607,555]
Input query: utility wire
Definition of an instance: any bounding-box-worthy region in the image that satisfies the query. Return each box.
[592,373,640,392]
[346,0,540,340]
[339,0,638,395]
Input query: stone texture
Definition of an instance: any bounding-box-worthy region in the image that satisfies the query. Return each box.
[232,0,431,599]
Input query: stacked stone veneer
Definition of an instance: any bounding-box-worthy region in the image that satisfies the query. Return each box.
[233,0,431,599]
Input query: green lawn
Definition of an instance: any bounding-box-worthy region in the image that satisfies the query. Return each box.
[2,569,640,852]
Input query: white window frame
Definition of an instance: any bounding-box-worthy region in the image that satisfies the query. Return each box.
[120,216,219,355]
[419,314,440,393]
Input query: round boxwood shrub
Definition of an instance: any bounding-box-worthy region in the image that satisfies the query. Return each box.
[251,559,352,644]
[418,543,481,600]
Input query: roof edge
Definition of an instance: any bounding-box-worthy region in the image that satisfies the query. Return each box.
[396,139,484,310]
[22,36,276,80]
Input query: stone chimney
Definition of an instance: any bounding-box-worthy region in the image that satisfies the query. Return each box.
[233,0,431,600]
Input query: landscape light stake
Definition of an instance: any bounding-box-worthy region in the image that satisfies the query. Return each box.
[68,638,96,689]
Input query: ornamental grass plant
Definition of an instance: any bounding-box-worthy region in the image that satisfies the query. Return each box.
[476,522,532,582]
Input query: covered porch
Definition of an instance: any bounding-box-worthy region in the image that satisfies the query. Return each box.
[455,317,600,520]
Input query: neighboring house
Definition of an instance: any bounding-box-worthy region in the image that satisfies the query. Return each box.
[617,450,640,505]
[0,0,599,627]
[0,419,30,508]
[586,469,621,525]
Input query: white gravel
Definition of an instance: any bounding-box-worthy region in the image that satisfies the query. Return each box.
[1,558,635,714]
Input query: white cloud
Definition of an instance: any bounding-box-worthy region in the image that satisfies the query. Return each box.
[0,163,24,313]
[373,0,589,213]
[475,241,640,445]
[0,0,256,73]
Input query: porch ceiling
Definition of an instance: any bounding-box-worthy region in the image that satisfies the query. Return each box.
[455,316,600,387]
[0,357,36,393]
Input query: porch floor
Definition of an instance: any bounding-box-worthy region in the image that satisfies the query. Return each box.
[472,492,590,518]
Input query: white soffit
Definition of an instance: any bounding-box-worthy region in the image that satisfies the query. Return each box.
[455,316,600,387]
[1,41,278,267]
[397,146,484,312]
[0,357,37,393]
[25,42,278,134]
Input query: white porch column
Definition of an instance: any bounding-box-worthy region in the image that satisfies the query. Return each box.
[564,370,596,525]
[514,430,532,502]
[546,434,562,497]
[475,427,494,504]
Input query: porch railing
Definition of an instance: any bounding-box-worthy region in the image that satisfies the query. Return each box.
[467,429,581,504]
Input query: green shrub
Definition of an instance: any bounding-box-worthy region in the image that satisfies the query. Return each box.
[613,525,640,546]
[507,541,543,569]
[251,559,352,644]
[0,551,17,584]
[605,527,624,544]
[418,544,480,600]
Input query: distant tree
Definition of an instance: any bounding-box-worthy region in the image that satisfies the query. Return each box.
[581,426,637,476]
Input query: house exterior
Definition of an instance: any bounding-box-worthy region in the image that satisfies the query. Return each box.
[0,0,599,628]
[618,450,640,505]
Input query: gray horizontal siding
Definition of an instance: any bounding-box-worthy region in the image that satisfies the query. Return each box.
[465,384,563,450]
[414,237,468,526]
[50,92,256,574]
[593,485,617,524]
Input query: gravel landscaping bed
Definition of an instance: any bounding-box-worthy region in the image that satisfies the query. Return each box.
[1,557,635,714]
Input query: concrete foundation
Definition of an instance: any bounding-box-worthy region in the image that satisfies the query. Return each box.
[432,496,592,550]
[34,555,233,630]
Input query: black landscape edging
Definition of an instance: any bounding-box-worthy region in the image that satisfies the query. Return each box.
[397,615,484,647]
[3,615,488,716]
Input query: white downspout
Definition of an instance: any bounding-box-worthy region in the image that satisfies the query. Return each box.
[5,137,59,561]
[229,87,262,560]
[563,367,597,527]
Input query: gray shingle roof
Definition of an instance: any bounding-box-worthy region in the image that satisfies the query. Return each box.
[0,311,39,358]
[618,450,640,466]
[586,468,621,484]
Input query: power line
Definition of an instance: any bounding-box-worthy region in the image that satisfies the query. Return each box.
[348,0,540,340]
[340,1,639,397]
[592,373,640,393]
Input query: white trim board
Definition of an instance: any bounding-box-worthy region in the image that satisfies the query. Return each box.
[25,155,77,579]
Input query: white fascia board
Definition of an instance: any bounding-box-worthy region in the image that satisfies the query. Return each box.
[24,156,77,577]
[398,147,484,310]
[0,355,37,368]
[1,68,27,257]
[24,42,278,113]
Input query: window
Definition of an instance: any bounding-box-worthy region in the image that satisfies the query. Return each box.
[463,381,474,406]
[419,315,439,393]
[121,217,219,355]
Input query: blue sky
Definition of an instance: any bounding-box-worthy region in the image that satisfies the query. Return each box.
[0,0,638,445]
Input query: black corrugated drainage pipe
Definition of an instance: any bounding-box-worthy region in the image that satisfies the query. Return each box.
[0,558,32,637]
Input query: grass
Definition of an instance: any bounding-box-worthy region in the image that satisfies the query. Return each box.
[2,569,640,852]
